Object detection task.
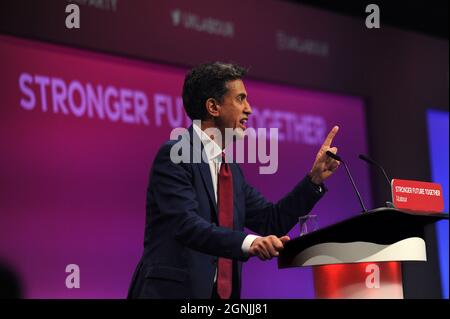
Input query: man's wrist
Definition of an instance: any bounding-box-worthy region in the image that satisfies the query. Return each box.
[241,234,260,254]
[308,171,323,185]
[307,173,325,194]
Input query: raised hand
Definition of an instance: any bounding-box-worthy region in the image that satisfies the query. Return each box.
[309,125,340,185]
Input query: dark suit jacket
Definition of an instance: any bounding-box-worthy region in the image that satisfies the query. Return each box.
[128,126,325,299]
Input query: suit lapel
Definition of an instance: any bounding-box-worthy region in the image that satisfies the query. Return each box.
[199,161,218,216]
[188,125,218,216]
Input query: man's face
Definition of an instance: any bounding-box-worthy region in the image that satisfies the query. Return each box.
[216,79,252,134]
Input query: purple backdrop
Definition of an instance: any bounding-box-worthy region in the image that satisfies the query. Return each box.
[0,34,371,298]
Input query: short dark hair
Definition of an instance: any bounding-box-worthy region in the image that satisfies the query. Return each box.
[182,62,247,120]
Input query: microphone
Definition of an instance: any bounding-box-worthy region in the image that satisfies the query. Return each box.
[326,151,367,213]
[358,154,394,207]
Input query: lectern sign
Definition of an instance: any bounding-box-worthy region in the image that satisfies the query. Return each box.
[392,179,444,212]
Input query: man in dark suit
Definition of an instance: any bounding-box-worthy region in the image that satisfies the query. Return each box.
[128,62,340,299]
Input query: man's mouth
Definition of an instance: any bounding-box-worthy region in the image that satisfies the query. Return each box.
[239,118,248,129]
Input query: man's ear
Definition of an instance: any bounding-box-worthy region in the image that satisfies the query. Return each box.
[205,98,220,118]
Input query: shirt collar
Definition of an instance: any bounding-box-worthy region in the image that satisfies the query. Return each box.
[192,123,223,162]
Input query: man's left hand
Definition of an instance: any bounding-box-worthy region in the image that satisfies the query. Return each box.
[308,125,340,185]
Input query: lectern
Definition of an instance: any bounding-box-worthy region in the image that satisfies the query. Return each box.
[278,208,448,298]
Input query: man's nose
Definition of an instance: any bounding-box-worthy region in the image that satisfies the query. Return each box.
[244,101,252,115]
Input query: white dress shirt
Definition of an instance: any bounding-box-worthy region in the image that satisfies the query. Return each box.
[192,124,259,255]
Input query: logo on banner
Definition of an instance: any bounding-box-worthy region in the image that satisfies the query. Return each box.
[17,72,327,145]
[171,9,182,26]
[392,179,444,212]
[170,9,235,38]
[68,0,118,12]
[276,31,329,57]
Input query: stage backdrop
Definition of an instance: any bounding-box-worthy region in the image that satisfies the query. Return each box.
[0,35,372,298]
[427,109,449,299]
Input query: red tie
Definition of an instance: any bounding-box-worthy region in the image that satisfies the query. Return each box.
[217,153,233,299]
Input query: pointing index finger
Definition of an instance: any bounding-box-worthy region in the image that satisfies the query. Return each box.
[322,125,339,148]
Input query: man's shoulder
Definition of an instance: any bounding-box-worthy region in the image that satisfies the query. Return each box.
[158,138,182,152]
[153,131,199,166]
[155,138,187,160]
[156,127,192,153]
